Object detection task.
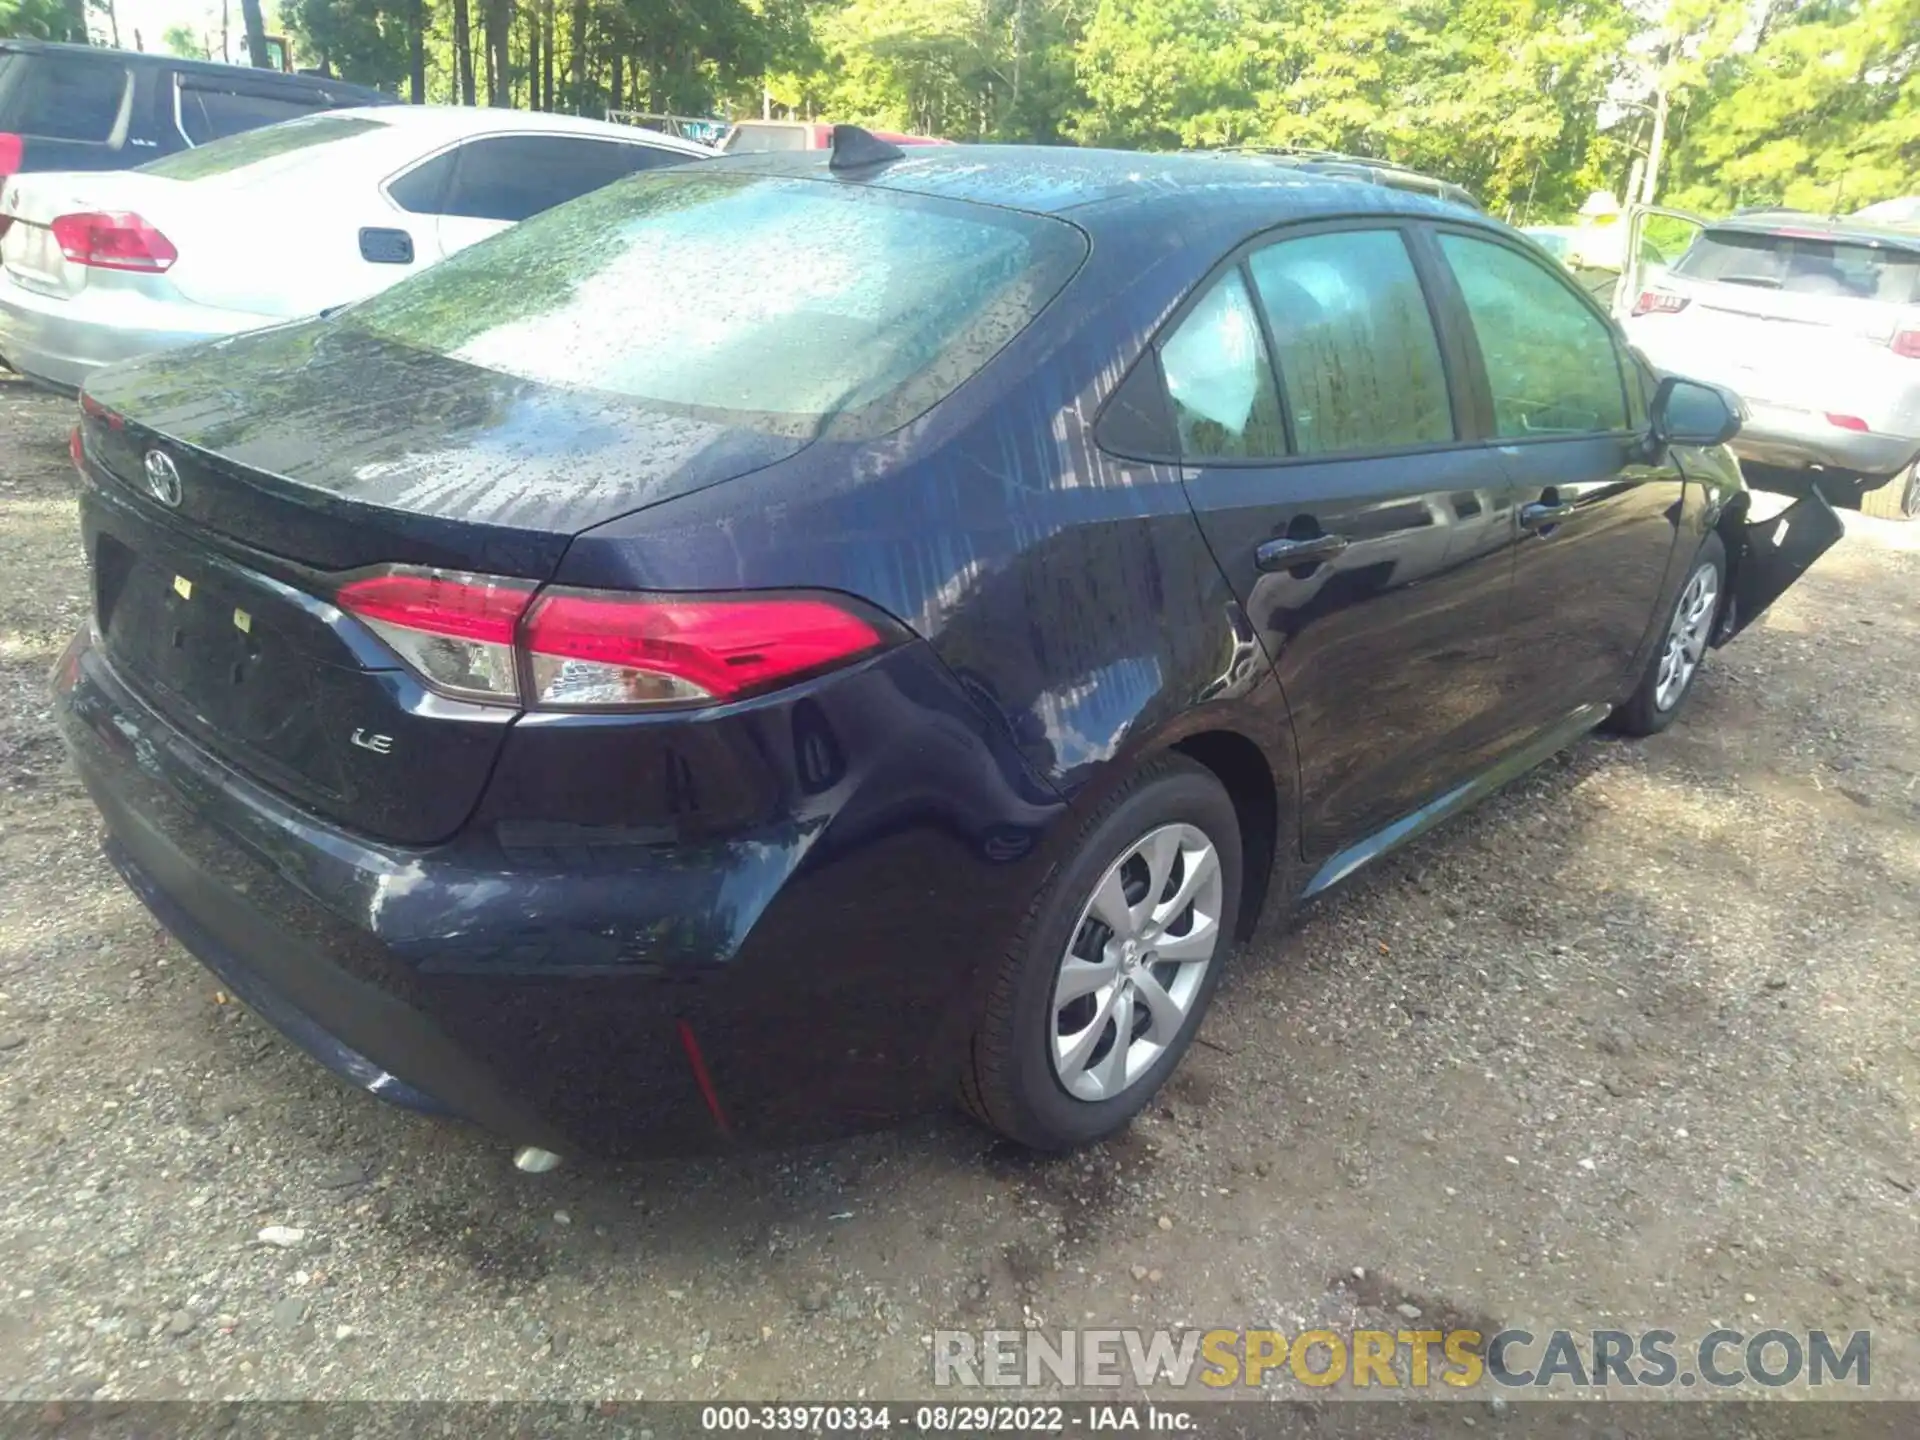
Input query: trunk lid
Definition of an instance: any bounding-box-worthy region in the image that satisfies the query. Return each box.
[79,319,813,843]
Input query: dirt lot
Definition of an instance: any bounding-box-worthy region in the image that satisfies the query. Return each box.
[0,371,1915,1404]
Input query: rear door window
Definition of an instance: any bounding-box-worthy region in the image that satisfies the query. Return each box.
[1158,269,1288,459]
[1246,229,1453,456]
[0,51,130,142]
[436,135,697,222]
[177,80,330,145]
[1675,229,1920,303]
[1437,232,1629,437]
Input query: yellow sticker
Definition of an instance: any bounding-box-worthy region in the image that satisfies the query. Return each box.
[172,575,193,600]
[233,608,252,634]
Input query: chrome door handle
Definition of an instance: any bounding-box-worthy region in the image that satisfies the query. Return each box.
[1255,533,1350,573]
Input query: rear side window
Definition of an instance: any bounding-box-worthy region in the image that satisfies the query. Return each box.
[436,135,698,222]
[1675,229,1920,303]
[1158,269,1287,459]
[1437,232,1628,438]
[1247,229,1452,457]
[177,81,329,145]
[347,171,1086,438]
[141,113,386,181]
[0,52,129,142]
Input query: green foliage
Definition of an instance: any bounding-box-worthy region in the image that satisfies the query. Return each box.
[0,0,85,41]
[285,0,413,84]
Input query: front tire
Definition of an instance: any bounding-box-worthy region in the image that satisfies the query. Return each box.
[960,755,1242,1151]
[1611,530,1726,737]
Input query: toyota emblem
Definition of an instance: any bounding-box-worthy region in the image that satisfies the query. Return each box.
[141,449,183,508]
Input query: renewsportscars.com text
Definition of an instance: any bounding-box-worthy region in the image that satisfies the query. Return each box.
[933,1327,1871,1390]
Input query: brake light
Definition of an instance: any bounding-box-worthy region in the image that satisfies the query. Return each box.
[337,568,892,710]
[336,569,535,702]
[50,211,177,273]
[0,132,20,180]
[79,391,125,428]
[1893,329,1920,359]
[523,590,885,707]
[1631,290,1689,317]
[69,424,84,474]
[1825,413,1870,432]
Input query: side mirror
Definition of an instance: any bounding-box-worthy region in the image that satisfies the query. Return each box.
[358,227,415,265]
[1650,374,1741,448]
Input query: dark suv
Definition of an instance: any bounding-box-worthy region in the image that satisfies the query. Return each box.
[0,40,391,184]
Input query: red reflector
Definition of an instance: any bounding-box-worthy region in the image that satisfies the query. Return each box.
[68,424,84,474]
[1631,290,1689,318]
[336,569,533,645]
[50,211,178,273]
[1825,413,1870,432]
[1893,329,1920,359]
[0,131,21,178]
[522,591,884,706]
[676,1019,733,1138]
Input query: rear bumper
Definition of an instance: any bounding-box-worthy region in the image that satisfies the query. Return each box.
[55,625,1062,1156]
[1730,401,1920,480]
[0,276,271,391]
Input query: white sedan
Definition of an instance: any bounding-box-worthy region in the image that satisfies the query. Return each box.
[0,105,711,390]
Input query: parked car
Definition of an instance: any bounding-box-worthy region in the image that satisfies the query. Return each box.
[719,119,951,152]
[1853,196,1920,226]
[55,137,1838,1162]
[0,38,390,185]
[1620,207,1920,520]
[0,104,710,391]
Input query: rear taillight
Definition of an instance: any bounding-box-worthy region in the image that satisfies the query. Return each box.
[50,211,177,273]
[0,131,20,181]
[1893,329,1920,359]
[1631,290,1689,318]
[336,569,535,702]
[336,567,892,710]
[1826,413,1870,432]
[68,424,84,474]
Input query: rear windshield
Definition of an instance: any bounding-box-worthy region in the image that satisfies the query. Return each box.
[0,50,130,142]
[141,113,386,181]
[1676,228,1920,303]
[345,171,1088,438]
[722,124,811,153]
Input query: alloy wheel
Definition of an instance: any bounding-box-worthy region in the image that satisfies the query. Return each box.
[1654,561,1718,712]
[1050,822,1224,1102]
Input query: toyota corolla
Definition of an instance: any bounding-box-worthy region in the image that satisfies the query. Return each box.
[55,133,1839,1161]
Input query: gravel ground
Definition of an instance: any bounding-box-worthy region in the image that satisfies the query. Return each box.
[0,372,1914,1403]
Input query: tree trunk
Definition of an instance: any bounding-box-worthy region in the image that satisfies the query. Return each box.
[63,0,86,43]
[239,0,270,68]
[484,0,510,106]
[1641,78,1669,206]
[452,0,476,103]
[541,0,555,108]
[526,7,539,109]
[221,0,230,63]
[408,0,426,102]
[570,0,587,112]
[106,0,122,48]
[609,50,622,117]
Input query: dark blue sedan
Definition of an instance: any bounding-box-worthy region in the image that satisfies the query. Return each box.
[56,134,1837,1159]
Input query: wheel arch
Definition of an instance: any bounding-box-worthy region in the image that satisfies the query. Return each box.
[1170,728,1279,940]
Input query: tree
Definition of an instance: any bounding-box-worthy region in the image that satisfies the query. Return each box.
[0,0,87,39]
[240,0,271,65]
[161,20,208,54]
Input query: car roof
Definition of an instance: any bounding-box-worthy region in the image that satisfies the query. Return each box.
[706,144,1482,229]
[326,103,713,153]
[0,38,391,101]
[1706,209,1920,253]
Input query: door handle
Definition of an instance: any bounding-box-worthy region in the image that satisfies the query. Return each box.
[1521,499,1576,532]
[1255,533,1350,573]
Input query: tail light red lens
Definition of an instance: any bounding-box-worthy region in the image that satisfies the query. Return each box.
[1825,412,1870,432]
[1631,290,1688,318]
[68,424,84,474]
[523,590,885,707]
[0,132,21,175]
[50,211,178,273]
[337,568,891,710]
[1892,329,1920,359]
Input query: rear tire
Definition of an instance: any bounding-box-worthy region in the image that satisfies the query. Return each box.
[1858,462,1918,521]
[960,755,1242,1151]
[1610,531,1726,738]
